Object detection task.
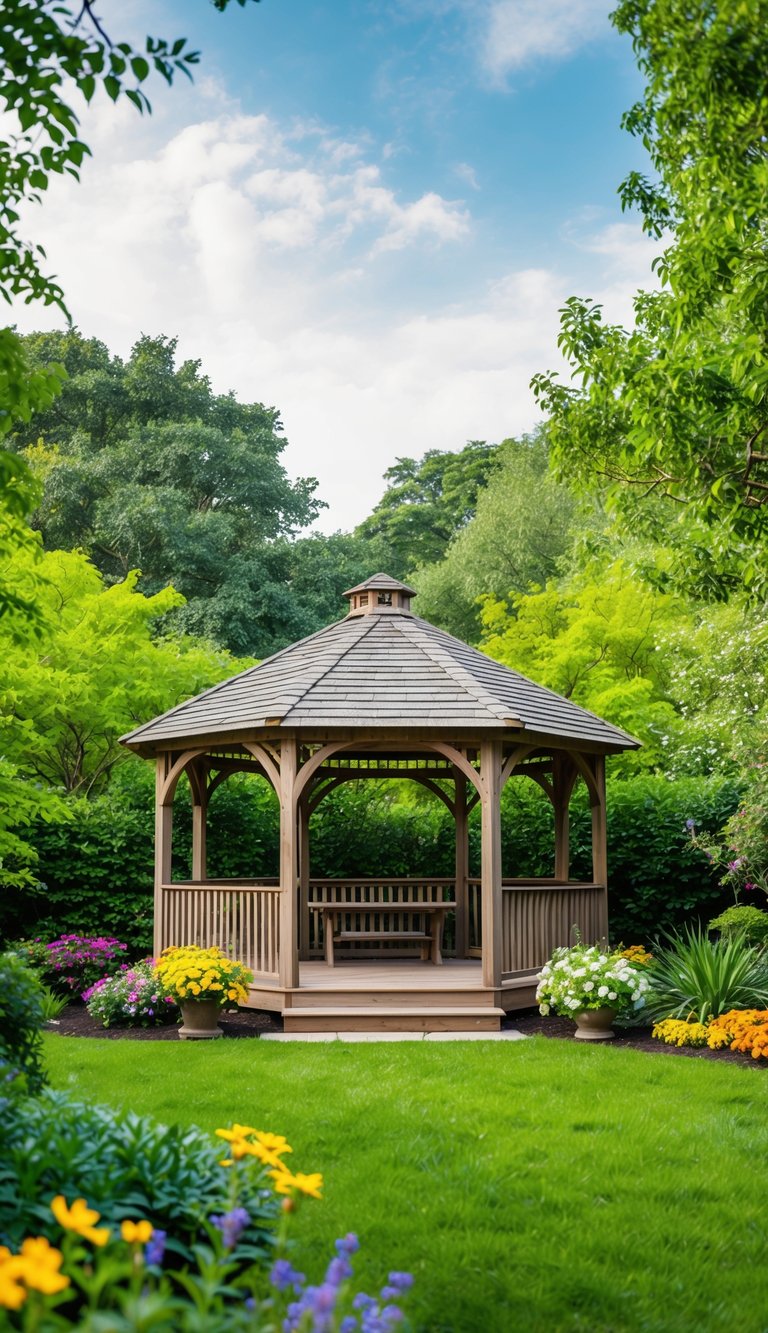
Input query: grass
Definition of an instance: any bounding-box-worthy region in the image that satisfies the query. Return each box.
[43,1034,768,1333]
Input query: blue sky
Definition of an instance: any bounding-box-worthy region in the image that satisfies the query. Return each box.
[14,0,658,529]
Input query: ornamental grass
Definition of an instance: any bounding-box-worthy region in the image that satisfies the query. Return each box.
[643,925,768,1024]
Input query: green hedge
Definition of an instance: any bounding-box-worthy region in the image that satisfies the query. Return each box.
[2,764,739,950]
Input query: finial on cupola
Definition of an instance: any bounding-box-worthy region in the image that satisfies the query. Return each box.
[343,573,416,616]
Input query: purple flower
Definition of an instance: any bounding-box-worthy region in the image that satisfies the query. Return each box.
[340,1320,358,1333]
[325,1255,353,1286]
[144,1230,166,1266]
[271,1259,306,1294]
[383,1273,412,1294]
[685,818,696,832]
[211,1206,250,1249]
[336,1234,360,1258]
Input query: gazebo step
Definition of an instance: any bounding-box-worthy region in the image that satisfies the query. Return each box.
[282,1006,505,1033]
[289,987,497,1009]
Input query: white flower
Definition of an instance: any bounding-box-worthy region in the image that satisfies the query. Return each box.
[590,962,602,972]
[539,1003,550,1016]
[567,998,580,1009]
[608,991,617,1001]
[583,981,594,992]
[573,968,587,977]
[598,985,609,998]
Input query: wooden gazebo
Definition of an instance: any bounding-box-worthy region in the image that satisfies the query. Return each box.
[121,574,638,1032]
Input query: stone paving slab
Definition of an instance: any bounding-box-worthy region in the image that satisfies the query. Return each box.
[259,1029,528,1043]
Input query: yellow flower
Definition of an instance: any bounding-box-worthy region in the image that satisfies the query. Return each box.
[121,1220,153,1245]
[215,1125,293,1167]
[0,1238,70,1307]
[255,1131,292,1157]
[17,1238,70,1295]
[50,1195,110,1247]
[268,1168,323,1200]
[0,1253,27,1310]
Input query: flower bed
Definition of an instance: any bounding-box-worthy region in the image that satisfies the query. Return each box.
[652,1009,768,1059]
[84,960,178,1028]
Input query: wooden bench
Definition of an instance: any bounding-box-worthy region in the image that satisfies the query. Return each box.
[315,902,455,967]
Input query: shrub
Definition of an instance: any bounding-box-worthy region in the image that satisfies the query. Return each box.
[1,1093,277,1258]
[43,934,128,998]
[85,960,179,1028]
[0,951,47,1098]
[707,904,768,946]
[644,926,768,1024]
[707,1009,768,1059]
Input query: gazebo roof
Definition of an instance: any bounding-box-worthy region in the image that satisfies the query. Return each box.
[122,578,639,753]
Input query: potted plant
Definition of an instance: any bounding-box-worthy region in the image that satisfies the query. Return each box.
[536,941,650,1040]
[153,945,253,1039]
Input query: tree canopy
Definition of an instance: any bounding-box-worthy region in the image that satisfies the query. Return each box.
[356,439,500,571]
[12,330,324,656]
[532,0,768,596]
[412,431,580,640]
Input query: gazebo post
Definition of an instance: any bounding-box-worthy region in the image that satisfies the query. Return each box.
[480,740,503,988]
[453,769,469,958]
[590,754,609,937]
[154,753,173,957]
[553,752,573,882]
[189,758,208,883]
[279,738,300,989]
[298,793,311,962]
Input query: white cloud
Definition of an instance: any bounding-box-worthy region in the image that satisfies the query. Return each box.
[478,0,612,81]
[10,92,657,532]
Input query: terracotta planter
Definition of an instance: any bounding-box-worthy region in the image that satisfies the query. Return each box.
[178,997,223,1040]
[573,1006,618,1041]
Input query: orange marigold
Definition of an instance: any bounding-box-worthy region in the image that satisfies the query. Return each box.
[707,1009,768,1059]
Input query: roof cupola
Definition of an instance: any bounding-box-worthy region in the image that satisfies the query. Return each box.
[343,573,416,617]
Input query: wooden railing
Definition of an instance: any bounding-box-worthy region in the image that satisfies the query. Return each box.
[305,878,456,958]
[500,882,606,976]
[159,882,281,978]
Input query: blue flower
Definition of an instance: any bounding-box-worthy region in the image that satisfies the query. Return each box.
[211,1206,249,1249]
[271,1258,306,1294]
[144,1229,167,1266]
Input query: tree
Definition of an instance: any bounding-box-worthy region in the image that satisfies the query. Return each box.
[0,1,259,624]
[531,0,768,596]
[412,432,580,640]
[12,330,324,656]
[1,543,241,799]
[480,561,683,772]
[479,554,768,777]
[356,440,500,571]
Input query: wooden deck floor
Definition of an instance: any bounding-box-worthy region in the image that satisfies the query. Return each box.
[296,958,485,990]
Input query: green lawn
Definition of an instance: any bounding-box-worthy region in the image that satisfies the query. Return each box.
[43,1034,768,1333]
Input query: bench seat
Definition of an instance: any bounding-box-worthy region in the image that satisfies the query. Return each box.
[318,903,452,966]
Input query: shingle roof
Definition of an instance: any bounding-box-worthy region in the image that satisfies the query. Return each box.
[343,573,417,596]
[121,602,639,752]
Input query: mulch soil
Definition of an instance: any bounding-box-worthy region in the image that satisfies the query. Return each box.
[47,1004,766,1067]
